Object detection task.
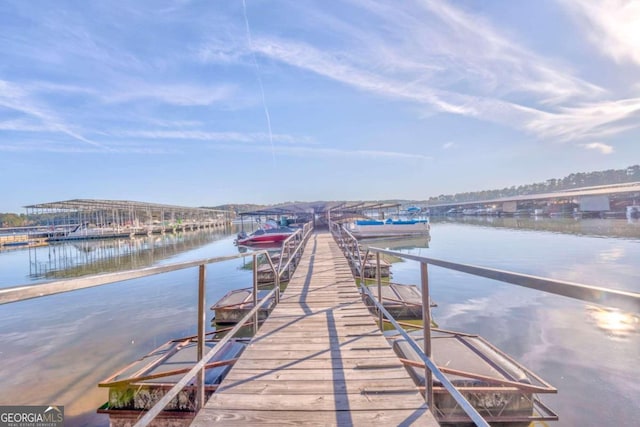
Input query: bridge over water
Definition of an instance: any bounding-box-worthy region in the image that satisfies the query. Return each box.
[425,182,640,215]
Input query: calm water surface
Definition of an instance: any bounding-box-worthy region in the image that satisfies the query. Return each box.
[0,219,639,426]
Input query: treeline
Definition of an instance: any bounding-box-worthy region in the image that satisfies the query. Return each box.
[427,165,640,204]
[0,213,29,227]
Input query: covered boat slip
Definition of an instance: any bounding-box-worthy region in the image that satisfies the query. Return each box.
[191,231,439,426]
[25,199,233,241]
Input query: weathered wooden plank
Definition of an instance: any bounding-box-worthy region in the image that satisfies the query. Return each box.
[252,324,377,333]
[273,303,361,309]
[204,392,427,411]
[265,310,372,318]
[222,368,412,382]
[266,310,369,317]
[239,348,391,360]
[231,357,405,371]
[256,325,380,335]
[248,337,386,347]
[242,343,393,352]
[194,408,438,426]
[216,378,421,394]
[251,330,384,339]
[257,316,374,325]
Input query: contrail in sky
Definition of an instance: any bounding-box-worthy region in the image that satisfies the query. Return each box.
[242,0,276,167]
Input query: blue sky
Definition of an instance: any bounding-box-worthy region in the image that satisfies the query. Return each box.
[1,0,639,213]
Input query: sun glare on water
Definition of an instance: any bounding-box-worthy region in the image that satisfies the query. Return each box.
[587,306,639,338]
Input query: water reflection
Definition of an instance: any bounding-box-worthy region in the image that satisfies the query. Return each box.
[358,236,431,251]
[387,218,640,425]
[0,228,246,426]
[586,306,640,339]
[435,216,640,239]
[27,228,233,280]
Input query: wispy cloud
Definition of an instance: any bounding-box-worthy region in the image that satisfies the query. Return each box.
[0,118,48,132]
[361,0,603,103]
[524,98,640,141]
[582,142,614,154]
[114,130,313,145]
[0,80,104,148]
[212,143,432,161]
[560,0,640,66]
[197,37,248,65]
[103,83,237,107]
[24,78,239,110]
[0,139,175,154]
[281,146,431,161]
[248,0,640,143]
[1,0,638,163]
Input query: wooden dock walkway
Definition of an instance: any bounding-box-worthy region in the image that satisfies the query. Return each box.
[191,230,439,426]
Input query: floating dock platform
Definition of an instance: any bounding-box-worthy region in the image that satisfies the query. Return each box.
[211,288,276,325]
[363,283,430,320]
[388,329,557,425]
[98,337,247,426]
[191,231,439,426]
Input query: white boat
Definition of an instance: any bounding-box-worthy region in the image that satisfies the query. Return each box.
[349,218,430,238]
[627,205,640,219]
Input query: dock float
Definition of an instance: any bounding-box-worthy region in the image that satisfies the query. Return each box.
[191,230,438,426]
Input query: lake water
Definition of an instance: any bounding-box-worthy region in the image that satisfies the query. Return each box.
[0,218,639,426]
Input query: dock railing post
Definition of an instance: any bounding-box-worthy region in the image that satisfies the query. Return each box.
[360,249,369,285]
[420,261,433,409]
[272,251,280,305]
[252,253,258,335]
[196,263,206,411]
[376,252,383,330]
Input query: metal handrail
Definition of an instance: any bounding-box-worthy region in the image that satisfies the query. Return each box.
[329,221,362,276]
[367,247,640,314]
[276,228,300,273]
[359,284,489,427]
[276,222,313,281]
[253,222,313,298]
[0,253,257,305]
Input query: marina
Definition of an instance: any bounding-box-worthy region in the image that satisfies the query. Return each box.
[22,199,233,243]
[4,2,640,425]
[0,216,639,426]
